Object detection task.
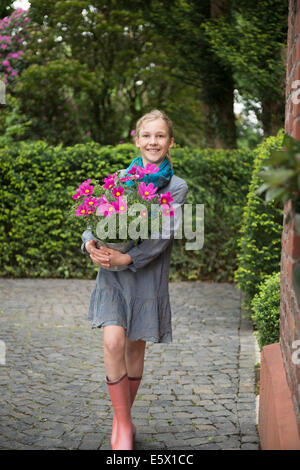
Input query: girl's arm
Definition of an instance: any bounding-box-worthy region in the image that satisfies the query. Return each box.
[81,229,96,255]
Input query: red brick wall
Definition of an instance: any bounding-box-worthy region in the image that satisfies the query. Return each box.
[281,0,300,432]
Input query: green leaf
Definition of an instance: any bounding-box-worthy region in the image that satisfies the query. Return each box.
[259,168,295,186]
[265,187,286,203]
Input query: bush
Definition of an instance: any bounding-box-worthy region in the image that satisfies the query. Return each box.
[0,140,254,279]
[169,145,254,281]
[234,129,284,313]
[0,141,138,278]
[251,272,281,350]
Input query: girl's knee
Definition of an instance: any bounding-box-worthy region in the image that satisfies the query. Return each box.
[126,339,146,357]
[103,327,126,357]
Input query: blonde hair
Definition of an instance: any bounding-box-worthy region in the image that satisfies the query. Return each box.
[134,109,174,167]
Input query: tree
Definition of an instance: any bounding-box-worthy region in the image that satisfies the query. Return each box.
[6,0,202,145]
[0,8,30,85]
[0,1,14,20]
[139,0,237,148]
[203,0,288,137]
[11,0,205,146]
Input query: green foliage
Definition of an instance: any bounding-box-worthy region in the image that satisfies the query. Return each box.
[203,0,288,136]
[251,272,281,350]
[234,129,284,313]
[142,0,237,148]
[256,133,300,213]
[0,1,15,20]
[0,141,254,280]
[170,145,254,281]
[0,94,32,146]
[0,141,138,278]
[9,0,206,147]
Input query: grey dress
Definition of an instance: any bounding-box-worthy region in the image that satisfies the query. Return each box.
[81,173,188,343]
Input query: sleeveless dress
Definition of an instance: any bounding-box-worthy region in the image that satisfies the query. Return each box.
[81,173,188,343]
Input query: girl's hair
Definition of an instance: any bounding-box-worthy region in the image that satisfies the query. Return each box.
[134,109,174,167]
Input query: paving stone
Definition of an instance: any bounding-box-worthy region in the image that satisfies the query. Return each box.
[0,279,259,450]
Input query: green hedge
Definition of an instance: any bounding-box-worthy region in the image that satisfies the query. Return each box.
[0,140,254,279]
[234,129,284,313]
[251,272,281,350]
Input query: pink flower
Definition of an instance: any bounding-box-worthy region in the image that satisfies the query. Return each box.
[72,191,82,200]
[138,182,158,201]
[127,165,137,175]
[137,163,159,178]
[2,59,9,66]
[78,178,94,196]
[104,177,115,190]
[98,202,116,217]
[111,197,127,213]
[84,196,99,208]
[160,204,174,217]
[75,204,88,216]
[159,192,173,205]
[98,195,108,204]
[112,186,124,197]
[143,163,160,174]
[130,129,136,136]
[140,208,148,218]
[118,198,127,213]
[119,176,131,182]
[10,52,21,59]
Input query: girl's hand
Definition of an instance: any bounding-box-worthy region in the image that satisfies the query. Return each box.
[88,242,111,268]
[98,246,132,267]
[86,241,132,268]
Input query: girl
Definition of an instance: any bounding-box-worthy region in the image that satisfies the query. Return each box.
[81,109,188,450]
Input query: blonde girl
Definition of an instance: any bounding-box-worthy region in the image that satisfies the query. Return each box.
[82,109,188,450]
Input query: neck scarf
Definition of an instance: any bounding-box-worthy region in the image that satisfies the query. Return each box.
[125,156,174,189]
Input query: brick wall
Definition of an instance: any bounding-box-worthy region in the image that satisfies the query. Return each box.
[281,0,300,432]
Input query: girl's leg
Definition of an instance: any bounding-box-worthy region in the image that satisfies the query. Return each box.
[103,325,127,381]
[124,338,146,439]
[125,338,146,378]
[110,337,146,447]
[103,325,132,450]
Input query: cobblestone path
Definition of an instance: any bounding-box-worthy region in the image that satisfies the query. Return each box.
[0,279,259,450]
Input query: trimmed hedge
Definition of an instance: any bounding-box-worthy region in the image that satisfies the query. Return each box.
[234,129,284,313]
[0,140,254,279]
[251,272,280,350]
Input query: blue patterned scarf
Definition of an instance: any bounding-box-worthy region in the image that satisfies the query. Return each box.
[125,156,174,189]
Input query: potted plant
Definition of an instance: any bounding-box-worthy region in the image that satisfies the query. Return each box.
[70,163,175,271]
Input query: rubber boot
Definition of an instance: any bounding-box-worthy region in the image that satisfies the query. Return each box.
[106,373,133,450]
[111,376,142,448]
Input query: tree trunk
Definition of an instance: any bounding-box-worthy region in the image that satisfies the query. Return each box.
[261,99,285,137]
[204,0,236,148]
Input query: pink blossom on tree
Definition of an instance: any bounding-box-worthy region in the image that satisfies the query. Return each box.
[0,8,30,85]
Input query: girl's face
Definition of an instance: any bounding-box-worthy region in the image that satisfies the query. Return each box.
[135,118,174,167]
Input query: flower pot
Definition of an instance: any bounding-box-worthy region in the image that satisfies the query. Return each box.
[95,239,135,271]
